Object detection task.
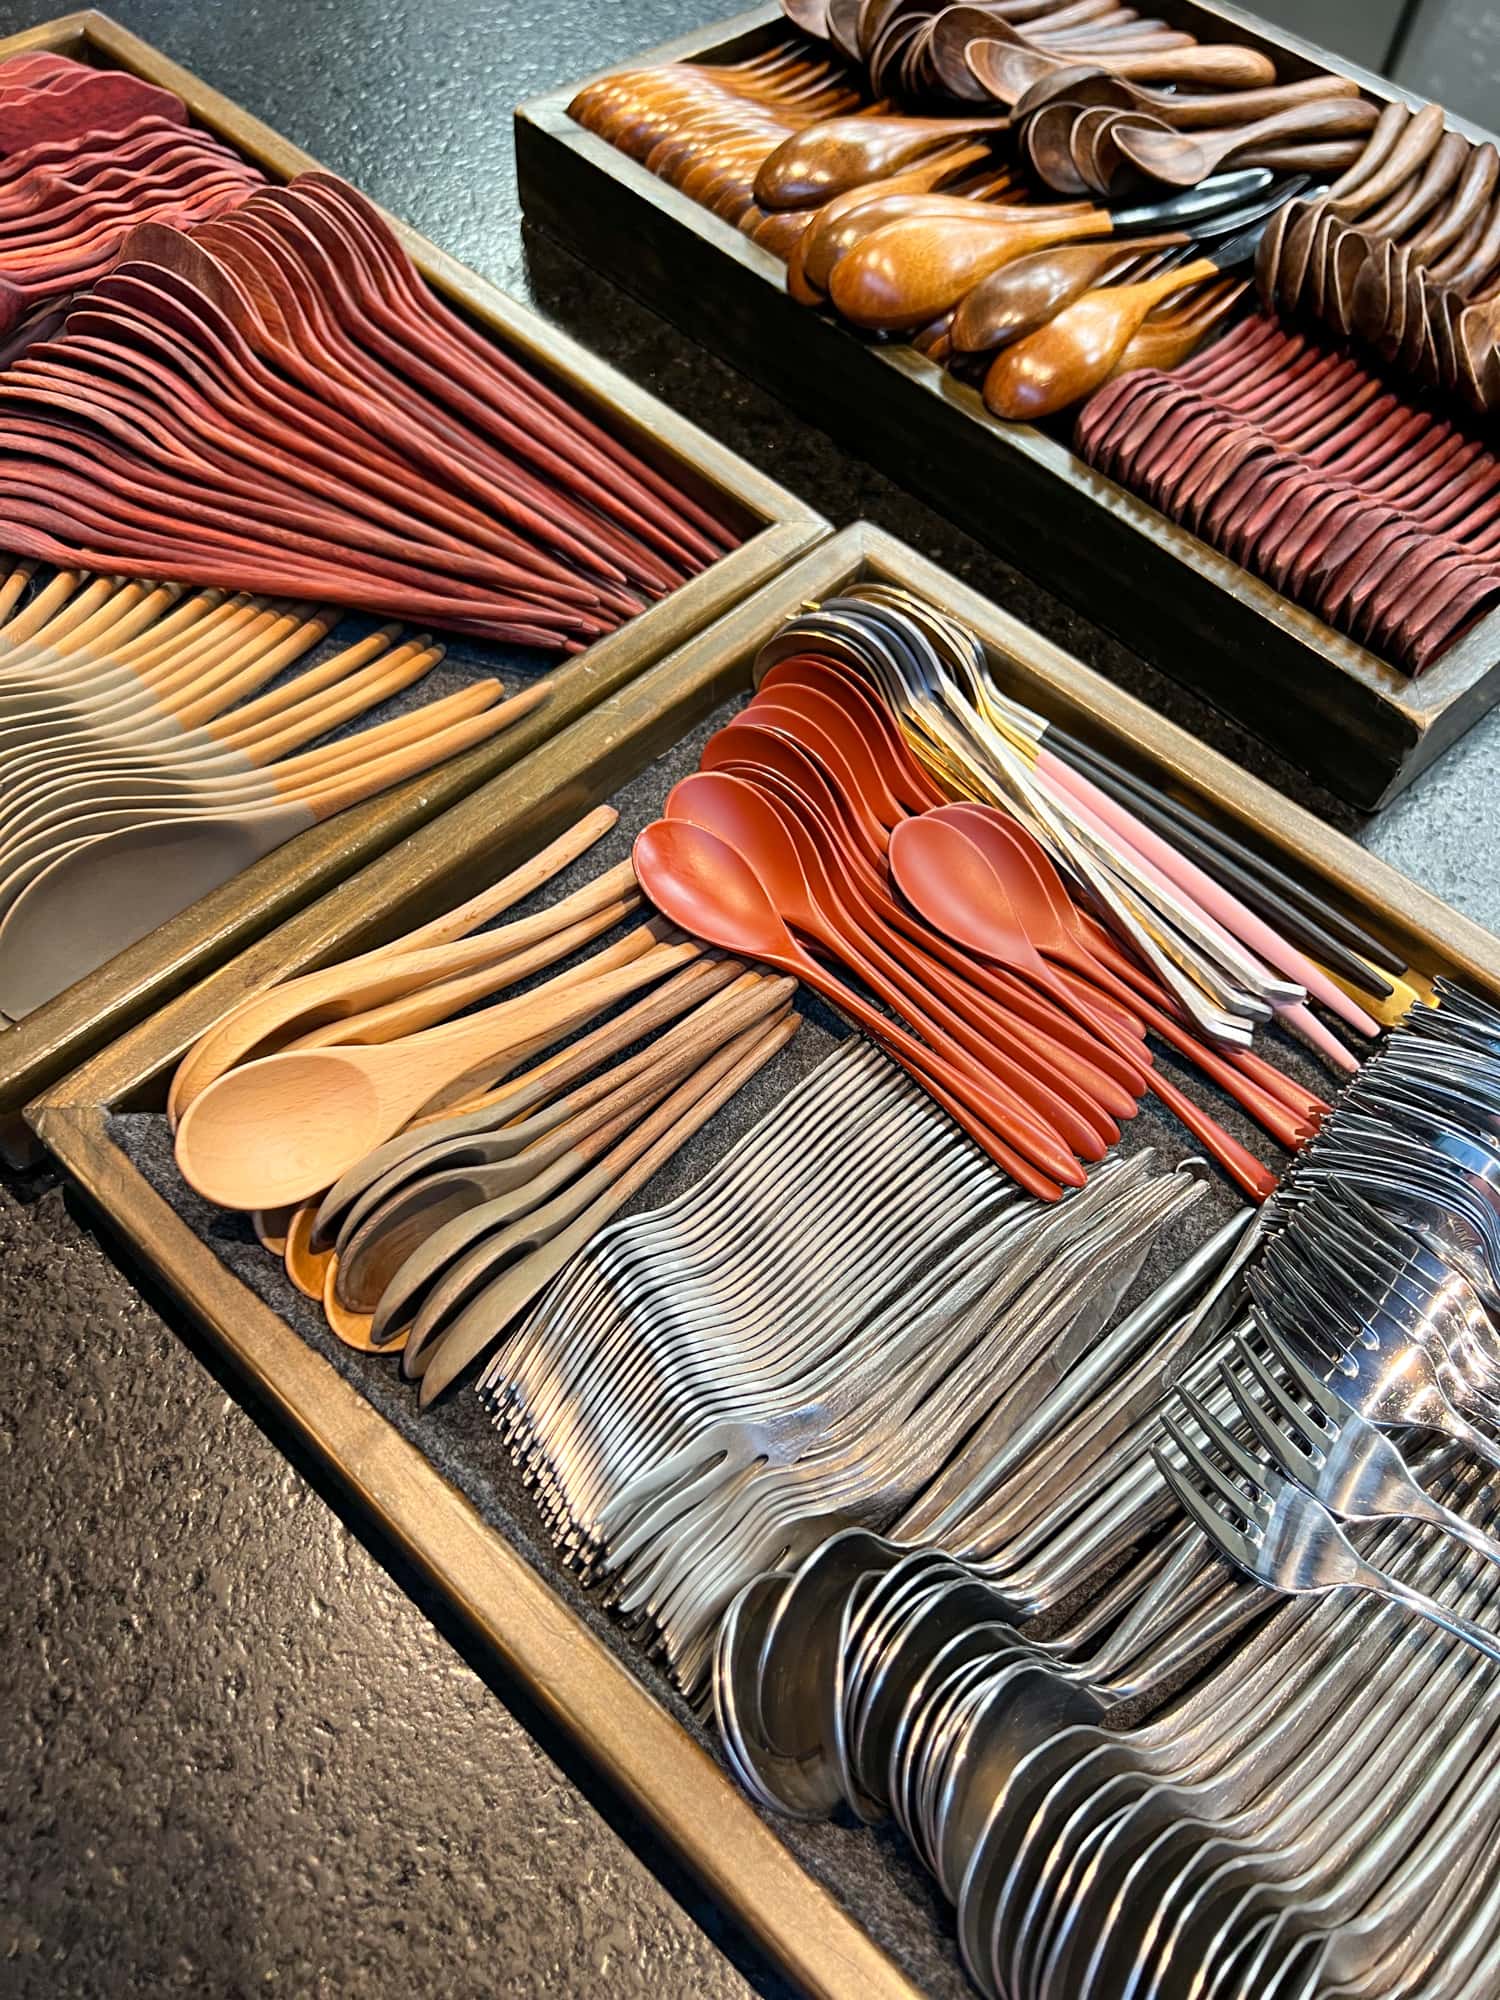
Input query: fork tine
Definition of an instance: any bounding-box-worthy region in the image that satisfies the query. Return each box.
[1252,1314,1348,1421]
[1161,1403,1267,1519]
[1173,1388,1277,1497]
[1231,1331,1322,1439]
[1219,1356,1321,1483]
[1151,1445,1262,1570]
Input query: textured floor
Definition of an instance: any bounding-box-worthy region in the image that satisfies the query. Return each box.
[1,2,1498,1998]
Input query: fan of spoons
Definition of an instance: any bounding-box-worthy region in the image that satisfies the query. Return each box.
[629,586,1408,1202]
[1257,97,1500,415]
[170,807,800,1402]
[0,55,263,335]
[781,1,1280,109]
[0,564,550,1016]
[0,170,739,641]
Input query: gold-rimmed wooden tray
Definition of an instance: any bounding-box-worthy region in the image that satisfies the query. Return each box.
[28,522,1500,2000]
[515,1,1500,815]
[0,9,828,1164]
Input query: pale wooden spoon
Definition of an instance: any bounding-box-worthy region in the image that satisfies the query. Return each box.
[167,807,620,1124]
[174,931,702,1209]
[0,682,550,1019]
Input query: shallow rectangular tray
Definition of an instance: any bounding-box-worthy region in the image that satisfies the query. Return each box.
[28,521,1500,2000]
[515,1,1500,815]
[0,9,828,1163]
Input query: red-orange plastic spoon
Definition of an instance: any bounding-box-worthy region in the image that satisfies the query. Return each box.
[667,771,1114,1159]
[702,723,1144,1112]
[757,652,948,812]
[953,802,1319,1149]
[632,818,1080,1197]
[892,815,1279,1201]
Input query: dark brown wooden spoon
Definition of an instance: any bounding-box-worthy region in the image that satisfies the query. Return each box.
[967,27,1276,108]
[1112,97,1378,189]
[754,112,1010,210]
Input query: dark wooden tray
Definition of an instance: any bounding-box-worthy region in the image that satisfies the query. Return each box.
[30,522,1500,2000]
[515,1,1500,815]
[0,10,829,1163]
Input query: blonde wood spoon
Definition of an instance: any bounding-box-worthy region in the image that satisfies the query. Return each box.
[174,931,702,1209]
[167,808,620,1124]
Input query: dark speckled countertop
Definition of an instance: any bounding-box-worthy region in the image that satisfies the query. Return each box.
[1,3,1497,1998]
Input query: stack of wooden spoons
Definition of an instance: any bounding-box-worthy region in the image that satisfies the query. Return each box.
[0,171,740,640]
[0,564,548,1017]
[1257,100,1500,416]
[170,808,798,1404]
[0,52,262,339]
[1074,310,1500,673]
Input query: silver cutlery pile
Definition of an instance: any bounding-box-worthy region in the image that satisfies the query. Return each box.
[1162,975,1500,1644]
[713,980,1500,1998]
[480,1036,1208,1692]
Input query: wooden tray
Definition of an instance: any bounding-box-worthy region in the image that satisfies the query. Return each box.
[0,9,828,1164]
[28,522,1500,2000]
[515,2,1500,815]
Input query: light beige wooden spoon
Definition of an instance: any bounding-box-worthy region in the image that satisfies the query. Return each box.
[0,681,552,1020]
[174,931,702,1209]
[167,809,623,1124]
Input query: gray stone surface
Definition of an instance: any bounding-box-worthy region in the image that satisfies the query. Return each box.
[1,2,1497,1998]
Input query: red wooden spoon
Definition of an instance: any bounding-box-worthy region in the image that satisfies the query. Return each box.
[632,816,1080,1198]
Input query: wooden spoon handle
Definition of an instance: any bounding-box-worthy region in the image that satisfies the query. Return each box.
[261,677,501,790]
[414,936,704,1105]
[434,959,739,1128]
[0,561,35,625]
[165,611,337,725]
[205,623,404,741]
[390,808,620,955]
[286,680,551,819]
[281,895,642,1050]
[563,970,797,1158]
[1100,47,1277,85]
[1138,76,1361,130]
[413,1014,800,1403]
[233,642,446,765]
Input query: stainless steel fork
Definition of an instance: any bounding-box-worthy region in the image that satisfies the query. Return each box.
[1156,1386,1500,1665]
[1222,1317,1500,1568]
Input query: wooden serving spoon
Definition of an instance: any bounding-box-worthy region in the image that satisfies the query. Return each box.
[966,26,1276,107]
[984,219,1267,415]
[828,169,1267,329]
[1113,96,1378,189]
[167,810,621,1123]
[308,959,739,1250]
[1014,67,1361,130]
[174,930,703,1210]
